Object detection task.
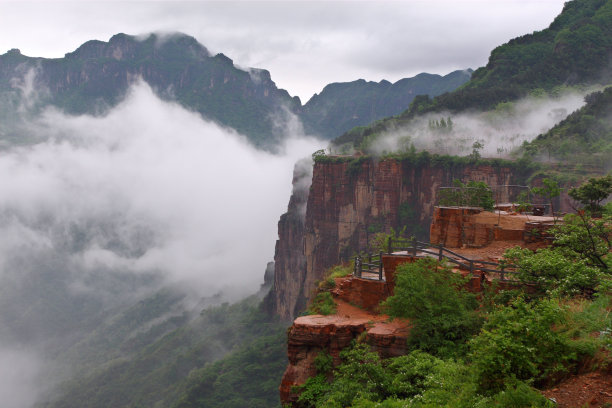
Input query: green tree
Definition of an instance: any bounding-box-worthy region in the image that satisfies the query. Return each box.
[552,211,611,272]
[503,211,611,296]
[438,179,495,211]
[568,175,612,214]
[470,140,484,160]
[469,298,576,393]
[503,246,602,297]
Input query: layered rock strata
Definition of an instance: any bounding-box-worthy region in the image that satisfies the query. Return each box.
[430,206,558,248]
[280,307,410,406]
[273,158,523,320]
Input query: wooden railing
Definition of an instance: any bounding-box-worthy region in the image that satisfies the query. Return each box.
[354,251,383,280]
[353,237,520,283]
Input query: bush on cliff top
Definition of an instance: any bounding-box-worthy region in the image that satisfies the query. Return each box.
[297,342,555,408]
[382,258,482,358]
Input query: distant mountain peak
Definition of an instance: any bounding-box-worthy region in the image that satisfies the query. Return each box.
[64,32,211,61]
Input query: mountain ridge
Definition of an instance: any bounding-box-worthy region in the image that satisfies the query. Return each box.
[0,32,470,147]
[332,0,612,149]
[301,69,471,139]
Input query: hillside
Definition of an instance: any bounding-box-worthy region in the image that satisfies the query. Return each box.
[301,70,471,139]
[41,293,287,408]
[333,0,612,150]
[424,0,612,114]
[521,86,612,166]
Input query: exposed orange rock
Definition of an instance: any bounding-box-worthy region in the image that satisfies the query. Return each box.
[274,156,590,407]
[331,276,390,313]
[280,300,409,405]
[274,158,526,321]
[430,206,557,248]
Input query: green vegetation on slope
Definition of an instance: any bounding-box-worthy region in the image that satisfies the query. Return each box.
[44,295,287,408]
[172,330,287,408]
[333,0,612,150]
[301,70,471,139]
[521,86,612,166]
[412,0,612,115]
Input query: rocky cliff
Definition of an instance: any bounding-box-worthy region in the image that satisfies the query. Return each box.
[280,299,410,405]
[273,156,531,320]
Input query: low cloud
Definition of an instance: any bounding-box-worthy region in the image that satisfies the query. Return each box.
[0,80,322,406]
[1,80,321,298]
[366,91,587,158]
[0,346,45,408]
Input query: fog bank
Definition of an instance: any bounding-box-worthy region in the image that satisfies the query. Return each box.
[0,80,322,406]
[368,91,588,158]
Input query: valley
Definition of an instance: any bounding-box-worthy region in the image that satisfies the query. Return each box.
[0,0,609,407]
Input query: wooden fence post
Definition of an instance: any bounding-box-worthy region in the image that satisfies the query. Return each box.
[469,260,474,277]
[438,243,443,261]
[412,236,417,257]
[355,256,362,278]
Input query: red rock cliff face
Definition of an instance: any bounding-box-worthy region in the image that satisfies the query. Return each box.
[274,158,523,320]
[270,159,311,319]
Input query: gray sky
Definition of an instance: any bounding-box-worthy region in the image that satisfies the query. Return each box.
[0,0,567,102]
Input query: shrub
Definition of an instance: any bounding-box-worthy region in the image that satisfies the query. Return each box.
[438,179,495,210]
[382,258,482,357]
[481,381,555,408]
[568,174,612,214]
[314,350,334,374]
[299,345,465,408]
[469,298,580,392]
[551,212,611,272]
[504,246,602,297]
[319,264,353,291]
[298,343,387,407]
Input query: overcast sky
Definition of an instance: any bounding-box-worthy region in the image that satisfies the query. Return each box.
[1,0,566,102]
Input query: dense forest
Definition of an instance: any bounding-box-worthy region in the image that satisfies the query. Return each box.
[522,86,612,166]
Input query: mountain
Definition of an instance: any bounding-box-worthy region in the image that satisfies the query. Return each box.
[333,0,612,148]
[0,33,300,148]
[412,0,612,115]
[300,70,471,139]
[0,33,470,147]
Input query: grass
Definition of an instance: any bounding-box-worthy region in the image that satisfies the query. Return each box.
[308,292,337,316]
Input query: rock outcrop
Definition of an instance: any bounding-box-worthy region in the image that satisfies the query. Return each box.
[280,303,410,406]
[273,157,527,320]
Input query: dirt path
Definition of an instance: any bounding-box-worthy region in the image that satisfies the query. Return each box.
[542,371,612,407]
